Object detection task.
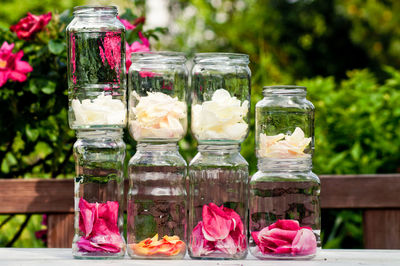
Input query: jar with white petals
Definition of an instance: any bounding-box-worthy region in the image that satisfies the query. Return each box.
[249,85,320,259]
[128,52,188,142]
[191,53,251,144]
[67,6,126,130]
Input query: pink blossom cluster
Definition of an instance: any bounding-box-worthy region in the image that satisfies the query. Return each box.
[190,203,246,256]
[0,42,32,87]
[252,219,317,256]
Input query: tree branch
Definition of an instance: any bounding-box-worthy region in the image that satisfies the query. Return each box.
[6,214,31,247]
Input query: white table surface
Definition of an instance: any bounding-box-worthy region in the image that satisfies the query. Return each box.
[1,249,400,266]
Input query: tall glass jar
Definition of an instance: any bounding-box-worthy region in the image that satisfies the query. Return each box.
[67,6,126,130]
[127,143,187,259]
[128,52,188,142]
[191,53,251,144]
[188,145,248,259]
[249,85,320,259]
[72,129,126,259]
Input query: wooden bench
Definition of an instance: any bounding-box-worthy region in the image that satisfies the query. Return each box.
[1,174,400,248]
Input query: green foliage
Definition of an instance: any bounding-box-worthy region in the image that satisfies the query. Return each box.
[302,67,400,174]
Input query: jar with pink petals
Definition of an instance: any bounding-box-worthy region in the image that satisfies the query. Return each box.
[249,85,320,259]
[72,129,126,259]
[188,145,248,259]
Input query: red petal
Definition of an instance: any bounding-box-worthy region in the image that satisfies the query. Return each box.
[0,71,9,87]
[265,228,298,242]
[79,198,95,237]
[202,203,232,240]
[275,245,292,254]
[276,219,300,230]
[292,228,317,255]
[251,231,260,246]
[8,70,27,82]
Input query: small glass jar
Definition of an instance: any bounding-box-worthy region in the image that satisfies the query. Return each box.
[72,129,126,259]
[249,160,321,259]
[255,86,314,159]
[127,143,187,259]
[67,6,126,130]
[191,53,251,144]
[249,85,320,259]
[188,145,248,259]
[128,52,188,142]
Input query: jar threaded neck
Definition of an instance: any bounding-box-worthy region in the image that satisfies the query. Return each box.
[263,85,307,97]
[73,6,118,17]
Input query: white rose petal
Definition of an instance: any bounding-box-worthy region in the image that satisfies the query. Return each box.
[72,93,126,126]
[130,92,186,140]
[192,89,248,141]
[258,127,311,158]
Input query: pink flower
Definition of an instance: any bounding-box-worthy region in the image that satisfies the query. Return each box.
[252,219,317,256]
[190,203,246,256]
[77,198,123,253]
[99,32,122,71]
[117,16,136,30]
[10,12,52,40]
[126,32,150,71]
[0,42,33,87]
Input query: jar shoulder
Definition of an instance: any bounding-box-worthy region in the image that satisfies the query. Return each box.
[189,152,249,168]
[67,17,125,32]
[128,151,187,167]
[251,170,320,184]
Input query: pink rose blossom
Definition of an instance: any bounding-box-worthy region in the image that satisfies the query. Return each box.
[10,12,52,40]
[77,198,123,253]
[117,16,136,30]
[0,42,33,87]
[126,32,150,71]
[252,219,317,256]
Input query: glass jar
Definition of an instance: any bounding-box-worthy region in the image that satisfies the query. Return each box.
[249,160,321,259]
[255,86,314,159]
[188,145,248,259]
[191,53,251,144]
[127,143,187,259]
[72,129,126,259]
[67,6,126,130]
[128,52,188,142]
[250,85,320,259]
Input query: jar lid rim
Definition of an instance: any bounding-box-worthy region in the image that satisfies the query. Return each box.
[73,5,118,15]
[263,85,307,96]
[194,52,249,63]
[131,51,186,63]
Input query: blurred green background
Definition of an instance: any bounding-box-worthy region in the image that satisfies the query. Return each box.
[1,0,399,249]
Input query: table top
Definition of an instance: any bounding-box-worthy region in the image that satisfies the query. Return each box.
[1,249,400,266]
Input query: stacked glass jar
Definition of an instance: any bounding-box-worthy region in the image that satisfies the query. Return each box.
[188,53,251,259]
[249,85,320,259]
[126,52,188,259]
[67,6,127,259]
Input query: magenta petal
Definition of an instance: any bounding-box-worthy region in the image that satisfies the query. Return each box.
[79,198,95,237]
[77,238,103,252]
[292,228,317,255]
[265,228,298,242]
[260,236,290,247]
[190,222,215,256]
[275,245,292,254]
[97,201,119,234]
[252,231,260,247]
[202,203,232,240]
[215,235,237,255]
[276,219,300,231]
[222,206,244,233]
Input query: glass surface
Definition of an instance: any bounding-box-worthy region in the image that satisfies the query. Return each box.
[67,6,126,130]
[72,129,126,259]
[128,52,188,143]
[127,143,187,259]
[188,145,248,259]
[255,86,314,159]
[191,53,251,144]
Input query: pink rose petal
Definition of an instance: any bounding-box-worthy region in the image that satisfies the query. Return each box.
[292,228,317,255]
[275,219,300,231]
[202,203,232,241]
[275,245,292,254]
